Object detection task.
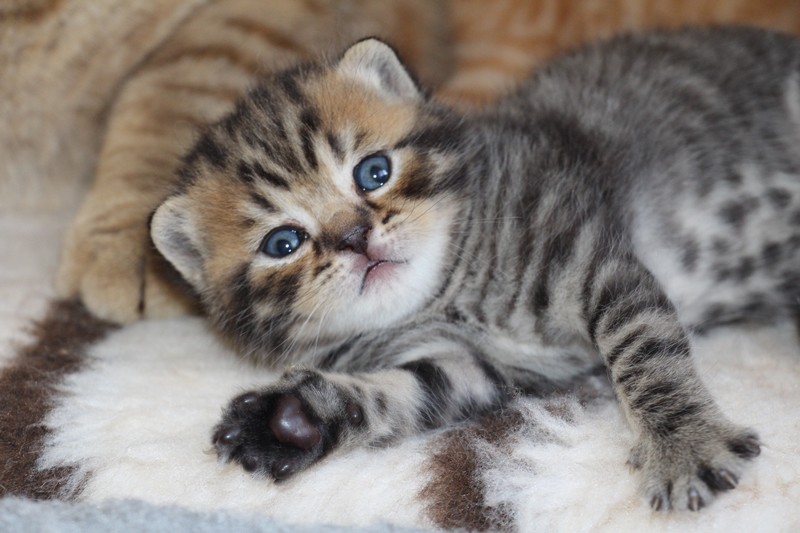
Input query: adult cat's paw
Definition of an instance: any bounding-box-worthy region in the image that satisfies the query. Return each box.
[57,201,195,323]
[212,370,365,480]
[631,424,760,512]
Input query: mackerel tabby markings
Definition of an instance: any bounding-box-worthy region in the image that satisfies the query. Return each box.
[148,29,800,513]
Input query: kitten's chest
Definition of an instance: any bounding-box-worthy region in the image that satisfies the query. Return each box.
[441,291,599,379]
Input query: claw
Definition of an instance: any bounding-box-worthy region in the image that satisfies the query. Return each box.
[687,487,704,511]
[728,432,761,459]
[700,466,740,492]
[717,469,738,491]
[650,494,666,511]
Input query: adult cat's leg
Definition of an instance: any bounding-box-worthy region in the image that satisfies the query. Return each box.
[584,254,761,511]
[56,2,274,323]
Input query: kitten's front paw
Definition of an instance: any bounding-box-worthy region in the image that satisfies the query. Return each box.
[213,370,364,480]
[58,204,195,323]
[633,425,760,511]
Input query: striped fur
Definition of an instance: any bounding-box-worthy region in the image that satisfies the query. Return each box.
[36,0,800,325]
[151,28,800,511]
[439,0,800,106]
[47,0,451,324]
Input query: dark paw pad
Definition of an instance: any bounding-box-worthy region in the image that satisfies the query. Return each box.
[269,395,322,450]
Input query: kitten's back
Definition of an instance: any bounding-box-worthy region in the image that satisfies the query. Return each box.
[503,27,800,329]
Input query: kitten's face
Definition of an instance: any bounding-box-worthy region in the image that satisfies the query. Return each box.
[152,40,465,362]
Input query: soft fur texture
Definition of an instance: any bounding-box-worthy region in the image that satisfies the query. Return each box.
[2,0,451,325]
[4,1,800,531]
[2,209,799,531]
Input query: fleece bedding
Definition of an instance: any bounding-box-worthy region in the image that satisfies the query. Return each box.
[1,208,799,532]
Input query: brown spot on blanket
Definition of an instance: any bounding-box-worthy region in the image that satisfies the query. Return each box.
[0,300,116,499]
[420,375,609,531]
[420,408,525,532]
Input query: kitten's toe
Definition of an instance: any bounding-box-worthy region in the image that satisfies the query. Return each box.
[727,431,761,459]
[699,466,739,492]
[627,443,644,470]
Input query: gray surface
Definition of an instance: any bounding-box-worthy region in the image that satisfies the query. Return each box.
[0,497,431,533]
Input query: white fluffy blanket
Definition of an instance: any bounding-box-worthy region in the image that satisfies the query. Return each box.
[1,209,799,532]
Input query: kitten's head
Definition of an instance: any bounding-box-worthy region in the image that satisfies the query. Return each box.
[151,39,467,363]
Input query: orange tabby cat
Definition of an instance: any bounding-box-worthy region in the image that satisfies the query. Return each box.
[441,0,800,104]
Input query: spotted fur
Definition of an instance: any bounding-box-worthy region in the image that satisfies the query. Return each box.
[152,28,800,511]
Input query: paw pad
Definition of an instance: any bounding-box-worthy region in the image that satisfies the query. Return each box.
[269,395,321,450]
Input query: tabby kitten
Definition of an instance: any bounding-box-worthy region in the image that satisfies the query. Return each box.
[151,27,800,511]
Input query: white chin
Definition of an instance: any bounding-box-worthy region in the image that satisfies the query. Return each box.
[326,255,442,334]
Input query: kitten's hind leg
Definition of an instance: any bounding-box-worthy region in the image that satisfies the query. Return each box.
[584,254,761,511]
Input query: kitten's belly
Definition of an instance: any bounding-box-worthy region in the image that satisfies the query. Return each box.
[631,167,800,330]
[488,327,599,380]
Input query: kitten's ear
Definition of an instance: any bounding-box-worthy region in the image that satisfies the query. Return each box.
[150,195,206,289]
[337,38,421,101]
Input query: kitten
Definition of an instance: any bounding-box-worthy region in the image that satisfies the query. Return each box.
[151,27,800,511]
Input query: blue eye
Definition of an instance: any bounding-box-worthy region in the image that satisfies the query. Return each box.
[261,227,306,258]
[354,154,391,192]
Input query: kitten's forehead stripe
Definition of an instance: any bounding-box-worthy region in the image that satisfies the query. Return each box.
[299,108,321,133]
[326,131,345,162]
[396,123,461,153]
[238,160,290,189]
[299,127,319,172]
[396,154,435,199]
[249,192,276,213]
[254,129,304,177]
[187,132,228,170]
[275,68,308,105]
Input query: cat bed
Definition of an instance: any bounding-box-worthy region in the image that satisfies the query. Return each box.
[2,210,799,532]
